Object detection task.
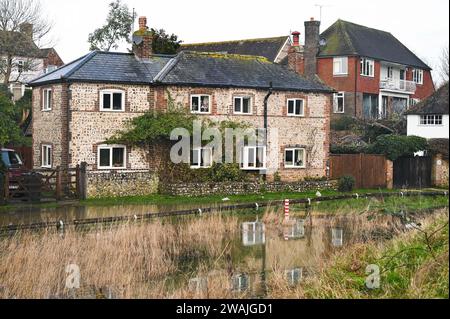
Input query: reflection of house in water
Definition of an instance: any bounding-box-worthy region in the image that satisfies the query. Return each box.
[331,228,344,247]
[188,277,208,294]
[232,273,250,293]
[242,221,266,246]
[283,219,305,240]
[285,267,303,286]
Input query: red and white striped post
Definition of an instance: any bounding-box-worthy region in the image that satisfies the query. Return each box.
[284,199,290,221]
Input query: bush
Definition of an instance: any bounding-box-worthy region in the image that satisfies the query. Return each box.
[368,134,428,161]
[331,144,368,154]
[331,116,356,131]
[338,175,355,192]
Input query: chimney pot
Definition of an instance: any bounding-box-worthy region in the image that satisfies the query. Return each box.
[291,31,301,47]
[139,16,147,30]
[310,17,315,21]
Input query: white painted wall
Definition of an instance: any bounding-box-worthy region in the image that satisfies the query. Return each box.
[407,114,449,139]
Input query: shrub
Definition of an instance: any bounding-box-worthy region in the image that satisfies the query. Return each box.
[331,116,356,131]
[368,135,428,161]
[273,171,281,182]
[330,144,368,154]
[338,175,355,192]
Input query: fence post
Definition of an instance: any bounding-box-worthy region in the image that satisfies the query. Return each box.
[0,173,5,205]
[79,162,87,200]
[56,166,62,200]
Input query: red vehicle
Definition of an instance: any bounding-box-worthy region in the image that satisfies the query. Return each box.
[1,148,29,191]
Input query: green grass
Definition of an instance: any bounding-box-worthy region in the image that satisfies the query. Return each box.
[301,212,449,299]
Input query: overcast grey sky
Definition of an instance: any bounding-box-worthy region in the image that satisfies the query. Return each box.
[41,0,449,81]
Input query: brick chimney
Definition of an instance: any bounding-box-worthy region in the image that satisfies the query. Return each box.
[288,31,304,75]
[20,23,33,39]
[132,16,153,59]
[304,17,320,78]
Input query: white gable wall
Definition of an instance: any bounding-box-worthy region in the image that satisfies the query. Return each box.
[407,114,449,139]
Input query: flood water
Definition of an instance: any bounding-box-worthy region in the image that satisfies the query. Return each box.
[1,200,444,299]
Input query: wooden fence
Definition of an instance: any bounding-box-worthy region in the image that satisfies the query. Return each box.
[1,164,87,204]
[330,154,388,189]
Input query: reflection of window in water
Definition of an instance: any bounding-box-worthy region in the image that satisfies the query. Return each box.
[285,219,305,239]
[188,277,208,294]
[242,222,265,246]
[232,274,250,293]
[331,228,344,247]
[285,268,303,286]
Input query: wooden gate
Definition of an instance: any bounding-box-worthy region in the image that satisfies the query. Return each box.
[393,156,432,188]
[330,154,388,189]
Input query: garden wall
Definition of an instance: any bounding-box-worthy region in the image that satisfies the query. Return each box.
[86,171,159,198]
[432,154,449,188]
[160,180,338,197]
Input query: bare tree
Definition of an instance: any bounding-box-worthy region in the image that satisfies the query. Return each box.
[0,0,52,85]
[439,46,449,84]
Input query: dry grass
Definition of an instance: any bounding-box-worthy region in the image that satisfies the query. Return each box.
[0,214,238,299]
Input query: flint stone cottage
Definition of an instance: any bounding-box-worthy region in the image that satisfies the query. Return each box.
[184,19,435,121]
[29,17,333,197]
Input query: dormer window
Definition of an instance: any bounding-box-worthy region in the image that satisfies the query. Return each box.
[100,90,125,112]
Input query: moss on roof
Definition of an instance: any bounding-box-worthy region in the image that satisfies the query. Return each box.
[182,51,270,63]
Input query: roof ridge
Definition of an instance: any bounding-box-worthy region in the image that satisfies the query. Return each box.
[182,50,270,62]
[63,51,98,79]
[153,52,183,82]
[181,35,289,46]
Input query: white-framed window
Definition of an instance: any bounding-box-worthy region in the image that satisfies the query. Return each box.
[42,88,52,111]
[333,92,345,113]
[44,65,57,74]
[232,274,250,293]
[241,146,266,170]
[287,98,304,116]
[17,60,24,73]
[410,98,420,107]
[41,144,52,168]
[190,147,212,168]
[387,66,394,79]
[100,89,125,112]
[234,96,252,114]
[191,95,211,114]
[331,228,343,247]
[242,221,266,246]
[284,148,306,168]
[420,115,443,125]
[333,57,348,75]
[97,145,126,169]
[360,58,375,77]
[412,69,423,84]
[285,268,303,286]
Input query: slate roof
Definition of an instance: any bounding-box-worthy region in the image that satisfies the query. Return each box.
[180,36,290,62]
[319,20,431,70]
[29,50,332,93]
[28,51,173,86]
[406,83,449,115]
[156,51,331,92]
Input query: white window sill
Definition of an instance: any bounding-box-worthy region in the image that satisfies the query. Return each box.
[333,73,348,77]
[360,74,375,78]
[191,111,211,115]
[241,167,266,171]
[284,165,306,169]
[287,114,305,117]
[41,165,52,169]
[233,112,253,115]
[97,167,127,170]
[100,109,125,112]
[42,109,52,112]
[333,111,345,114]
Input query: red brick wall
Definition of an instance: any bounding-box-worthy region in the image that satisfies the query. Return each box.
[413,70,435,100]
[317,56,358,92]
[357,60,380,94]
[43,48,64,69]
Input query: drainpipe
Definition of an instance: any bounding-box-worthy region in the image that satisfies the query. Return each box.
[354,57,358,118]
[263,82,273,145]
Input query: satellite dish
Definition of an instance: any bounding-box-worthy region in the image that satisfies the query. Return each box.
[319,39,327,46]
[133,35,143,45]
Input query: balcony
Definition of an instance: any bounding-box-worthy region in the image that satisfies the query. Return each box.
[380,79,416,94]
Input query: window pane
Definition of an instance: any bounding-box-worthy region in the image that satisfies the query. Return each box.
[113,93,122,110]
[247,147,255,167]
[234,98,241,112]
[47,91,52,109]
[47,147,52,166]
[191,96,199,112]
[99,149,110,167]
[296,100,303,115]
[288,100,294,114]
[243,98,250,113]
[112,147,124,167]
[285,150,293,165]
[200,96,209,112]
[191,149,199,166]
[256,147,265,168]
[295,149,304,167]
[103,94,111,109]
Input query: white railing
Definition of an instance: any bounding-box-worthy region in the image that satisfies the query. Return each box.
[380,79,416,93]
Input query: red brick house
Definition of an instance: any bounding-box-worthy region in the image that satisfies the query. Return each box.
[287,19,435,120]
